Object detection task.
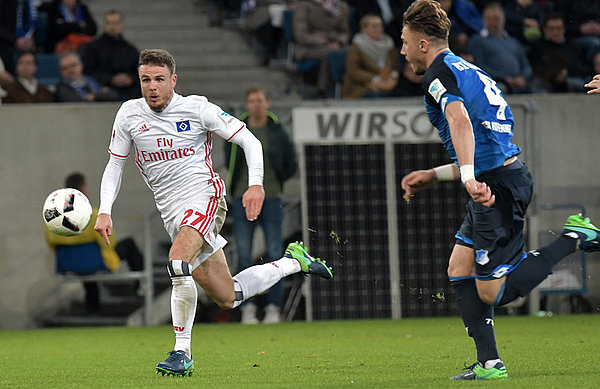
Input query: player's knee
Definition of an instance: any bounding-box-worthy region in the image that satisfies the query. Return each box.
[447,261,473,278]
[214,298,234,310]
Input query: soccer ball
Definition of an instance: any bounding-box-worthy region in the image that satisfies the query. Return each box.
[42,188,92,236]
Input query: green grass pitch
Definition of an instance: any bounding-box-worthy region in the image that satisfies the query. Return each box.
[1,315,598,388]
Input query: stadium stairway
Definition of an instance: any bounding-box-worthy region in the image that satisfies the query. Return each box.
[87,0,302,106]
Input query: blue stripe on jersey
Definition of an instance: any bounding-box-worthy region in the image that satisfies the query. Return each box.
[423,51,521,176]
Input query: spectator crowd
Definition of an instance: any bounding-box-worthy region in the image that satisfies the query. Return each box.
[1,0,139,104]
[1,0,599,103]
[240,0,600,98]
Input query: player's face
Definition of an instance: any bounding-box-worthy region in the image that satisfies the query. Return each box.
[139,64,177,113]
[400,26,427,75]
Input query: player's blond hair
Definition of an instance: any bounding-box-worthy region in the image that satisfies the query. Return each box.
[138,49,176,75]
[403,0,451,41]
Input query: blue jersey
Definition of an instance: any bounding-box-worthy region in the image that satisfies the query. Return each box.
[422,51,520,177]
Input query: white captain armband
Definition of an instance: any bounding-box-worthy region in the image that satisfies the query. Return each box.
[459,164,475,184]
[433,164,456,181]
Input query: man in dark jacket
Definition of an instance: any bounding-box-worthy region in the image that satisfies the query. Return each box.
[225,86,297,324]
[81,9,140,100]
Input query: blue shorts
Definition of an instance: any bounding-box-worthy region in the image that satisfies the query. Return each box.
[455,160,533,280]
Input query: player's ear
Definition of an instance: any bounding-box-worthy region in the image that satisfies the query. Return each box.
[172,73,177,87]
[419,39,428,53]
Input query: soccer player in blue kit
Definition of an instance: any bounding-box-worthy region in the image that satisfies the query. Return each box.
[399,0,600,380]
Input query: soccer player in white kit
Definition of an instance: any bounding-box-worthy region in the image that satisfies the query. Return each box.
[94,49,333,377]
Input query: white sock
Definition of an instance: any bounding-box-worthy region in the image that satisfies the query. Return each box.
[232,257,300,307]
[484,358,502,369]
[169,260,197,359]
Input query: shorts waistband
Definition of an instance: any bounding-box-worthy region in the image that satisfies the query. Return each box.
[477,157,523,180]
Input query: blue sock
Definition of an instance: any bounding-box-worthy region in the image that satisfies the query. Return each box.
[451,278,499,365]
[497,235,577,306]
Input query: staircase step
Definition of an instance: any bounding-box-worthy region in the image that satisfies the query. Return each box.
[44,316,127,327]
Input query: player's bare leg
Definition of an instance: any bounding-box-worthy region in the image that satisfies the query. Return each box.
[156,226,204,377]
[192,249,235,309]
[194,242,333,312]
[448,245,506,380]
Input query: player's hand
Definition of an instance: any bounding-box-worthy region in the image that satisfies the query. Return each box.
[464,179,495,207]
[94,213,113,246]
[242,185,265,221]
[400,169,437,202]
[585,74,600,94]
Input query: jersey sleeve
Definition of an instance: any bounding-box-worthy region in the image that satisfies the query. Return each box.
[198,99,247,141]
[108,104,132,158]
[423,60,463,114]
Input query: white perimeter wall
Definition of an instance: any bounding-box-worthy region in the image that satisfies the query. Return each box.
[0,94,598,328]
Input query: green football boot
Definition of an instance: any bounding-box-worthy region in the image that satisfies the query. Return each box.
[155,350,194,377]
[450,361,508,380]
[564,214,600,252]
[285,241,333,279]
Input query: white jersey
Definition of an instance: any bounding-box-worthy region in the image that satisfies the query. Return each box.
[106,93,254,219]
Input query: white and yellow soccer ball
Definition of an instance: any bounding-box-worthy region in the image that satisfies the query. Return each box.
[42,188,92,236]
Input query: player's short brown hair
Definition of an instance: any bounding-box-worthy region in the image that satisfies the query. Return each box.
[403,0,451,41]
[244,86,269,101]
[138,49,176,75]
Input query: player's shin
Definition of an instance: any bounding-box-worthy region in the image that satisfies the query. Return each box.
[168,260,197,358]
[495,234,577,306]
[232,258,297,308]
[451,278,500,365]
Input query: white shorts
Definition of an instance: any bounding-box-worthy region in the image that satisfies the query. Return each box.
[163,196,228,270]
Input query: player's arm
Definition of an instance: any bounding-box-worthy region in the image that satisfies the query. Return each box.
[445,100,495,207]
[228,127,265,221]
[585,74,600,94]
[95,154,127,245]
[401,163,459,201]
[95,107,131,244]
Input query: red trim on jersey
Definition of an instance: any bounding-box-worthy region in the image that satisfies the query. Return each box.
[226,124,246,142]
[204,132,223,198]
[134,147,150,183]
[108,148,129,158]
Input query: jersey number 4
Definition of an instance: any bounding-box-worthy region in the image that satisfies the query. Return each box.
[181,209,206,227]
[477,72,508,121]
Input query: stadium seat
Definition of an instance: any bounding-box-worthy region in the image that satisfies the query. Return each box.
[55,242,109,275]
[35,53,61,86]
[329,49,347,99]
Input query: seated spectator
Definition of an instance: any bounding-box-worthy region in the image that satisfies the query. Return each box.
[45,173,144,313]
[0,51,54,103]
[294,0,350,98]
[503,0,543,44]
[554,0,600,65]
[0,0,38,74]
[468,2,532,93]
[241,0,288,67]
[349,0,412,45]
[529,13,590,93]
[0,57,11,104]
[393,57,423,97]
[342,15,398,99]
[593,51,600,78]
[438,0,484,49]
[43,0,97,53]
[81,10,140,101]
[55,51,119,102]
